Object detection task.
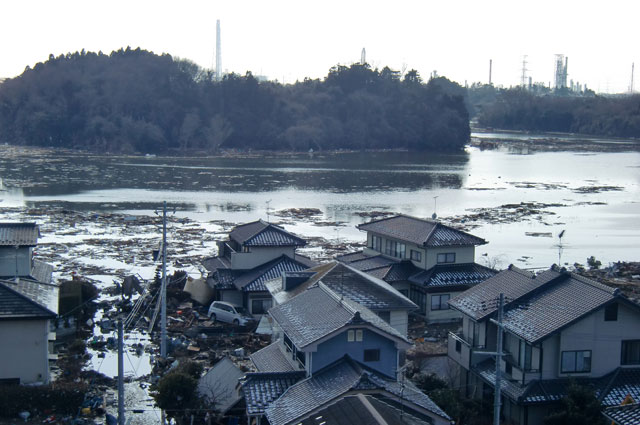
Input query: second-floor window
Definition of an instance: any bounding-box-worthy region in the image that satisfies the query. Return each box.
[410,249,422,262]
[622,340,640,365]
[561,350,591,373]
[371,235,382,252]
[605,303,618,321]
[364,349,380,362]
[437,253,456,264]
[348,329,363,342]
[431,294,450,311]
[385,240,406,259]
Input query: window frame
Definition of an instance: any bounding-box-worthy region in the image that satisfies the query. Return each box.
[621,340,640,365]
[560,350,592,373]
[436,252,456,264]
[431,294,451,311]
[371,235,382,252]
[364,349,380,362]
[251,298,272,315]
[410,249,422,262]
[605,303,618,321]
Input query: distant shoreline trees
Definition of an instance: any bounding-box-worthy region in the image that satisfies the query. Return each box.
[469,84,640,138]
[0,48,470,154]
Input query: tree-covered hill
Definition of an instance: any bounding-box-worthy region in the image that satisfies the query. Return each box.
[470,84,640,138]
[0,48,470,154]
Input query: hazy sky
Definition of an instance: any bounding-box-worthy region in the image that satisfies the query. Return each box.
[2,0,637,93]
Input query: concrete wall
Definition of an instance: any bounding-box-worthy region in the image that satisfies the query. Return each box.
[389,310,408,337]
[555,302,640,378]
[312,328,398,378]
[230,247,295,269]
[0,247,31,277]
[0,319,50,384]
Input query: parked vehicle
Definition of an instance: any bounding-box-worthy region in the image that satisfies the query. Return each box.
[207,301,255,326]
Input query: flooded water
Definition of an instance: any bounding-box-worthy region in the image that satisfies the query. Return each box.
[1,133,639,271]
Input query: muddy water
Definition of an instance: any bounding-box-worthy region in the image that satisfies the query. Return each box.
[1,133,639,270]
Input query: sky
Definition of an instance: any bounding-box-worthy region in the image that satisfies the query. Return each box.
[2,0,638,93]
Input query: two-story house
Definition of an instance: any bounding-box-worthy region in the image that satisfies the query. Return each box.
[0,222,57,385]
[203,219,316,315]
[338,214,496,322]
[265,261,418,337]
[241,282,452,425]
[447,265,640,425]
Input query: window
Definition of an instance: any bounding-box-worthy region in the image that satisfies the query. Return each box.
[622,340,640,365]
[519,340,532,370]
[410,287,426,313]
[377,311,391,323]
[437,253,456,264]
[385,240,394,256]
[431,294,450,311]
[410,250,422,262]
[505,362,513,375]
[371,235,382,252]
[455,340,461,353]
[284,335,293,352]
[605,303,618,321]
[364,349,380,362]
[347,330,355,342]
[561,350,591,373]
[296,349,306,367]
[356,329,363,342]
[384,240,405,259]
[251,298,272,315]
[396,243,406,259]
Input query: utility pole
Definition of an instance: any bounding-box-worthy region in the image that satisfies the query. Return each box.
[117,320,125,425]
[161,201,168,358]
[493,293,504,425]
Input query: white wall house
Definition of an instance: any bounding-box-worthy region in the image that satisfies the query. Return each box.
[448,265,640,425]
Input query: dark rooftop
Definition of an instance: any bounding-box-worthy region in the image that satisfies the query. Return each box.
[229,220,306,247]
[357,215,486,247]
[409,263,497,289]
[241,371,306,416]
[0,279,57,319]
[250,341,297,373]
[0,222,40,246]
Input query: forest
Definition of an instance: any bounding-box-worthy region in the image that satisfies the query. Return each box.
[470,84,640,138]
[0,48,470,154]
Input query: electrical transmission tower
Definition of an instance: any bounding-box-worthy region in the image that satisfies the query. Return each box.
[361,48,366,65]
[520,55,528,88]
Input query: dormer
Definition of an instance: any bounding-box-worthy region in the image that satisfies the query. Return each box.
[0,223,40,279]
[216,220,306,269]
[357,214,487,270]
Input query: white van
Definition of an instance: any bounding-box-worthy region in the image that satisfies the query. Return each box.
[207,301,255,326]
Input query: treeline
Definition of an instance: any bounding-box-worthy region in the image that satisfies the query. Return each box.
[0,48,469,153]
[473,85,640,138]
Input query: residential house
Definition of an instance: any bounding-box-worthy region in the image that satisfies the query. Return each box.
[203,220,316,316]
[197,357,245,418]
[265,261,418,337]
[241,282,451,425]
[338,214,496,322]
[0,222,57,385]
[447,264,640,425]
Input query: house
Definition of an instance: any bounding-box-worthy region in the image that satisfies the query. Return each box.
[241,282,451,425]
[197,357,245,417]
[203,220,316,316]
[338,214,496,322]
[447,264,640,425]
[265,261,418,337]
[0,223,57,385]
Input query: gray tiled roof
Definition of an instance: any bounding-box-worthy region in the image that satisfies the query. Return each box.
[250,341,296,373]
[338,253,399,272]
[318,263,417,311]
[197,357,244,414]
[598,368,640,407]
[357,215,486,247]
[0,280,57,319]
[603,403,640,425]
[448,265,547,321]
[213,255,317,292]
[31,260,53,284]
[229,220,306,247]
[265,357,450,425]
[269,283,409,350]
[242,371,306,416]
[410,263,497,289]
[0,223,40,246]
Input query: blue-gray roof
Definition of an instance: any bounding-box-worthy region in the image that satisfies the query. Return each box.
[452,265,622,344]
[603,403,640,425]
[241,371,306,416]
[0,222,40,246]
[213,255,317,292]
[250,341,296,373]
[0,279,57,319]
[229,220,306,247]
[265,357,450,425]
[409,263,497,289]
[197,357,244,414]
[358,215,486,247]
[268,283,409,350]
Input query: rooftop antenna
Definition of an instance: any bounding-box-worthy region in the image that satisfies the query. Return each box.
[432,196,439,220]
[557,230,565,265]
[265,199,272,223]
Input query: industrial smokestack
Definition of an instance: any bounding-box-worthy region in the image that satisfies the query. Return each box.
[489,59,493,85]
[216,20,222,81]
